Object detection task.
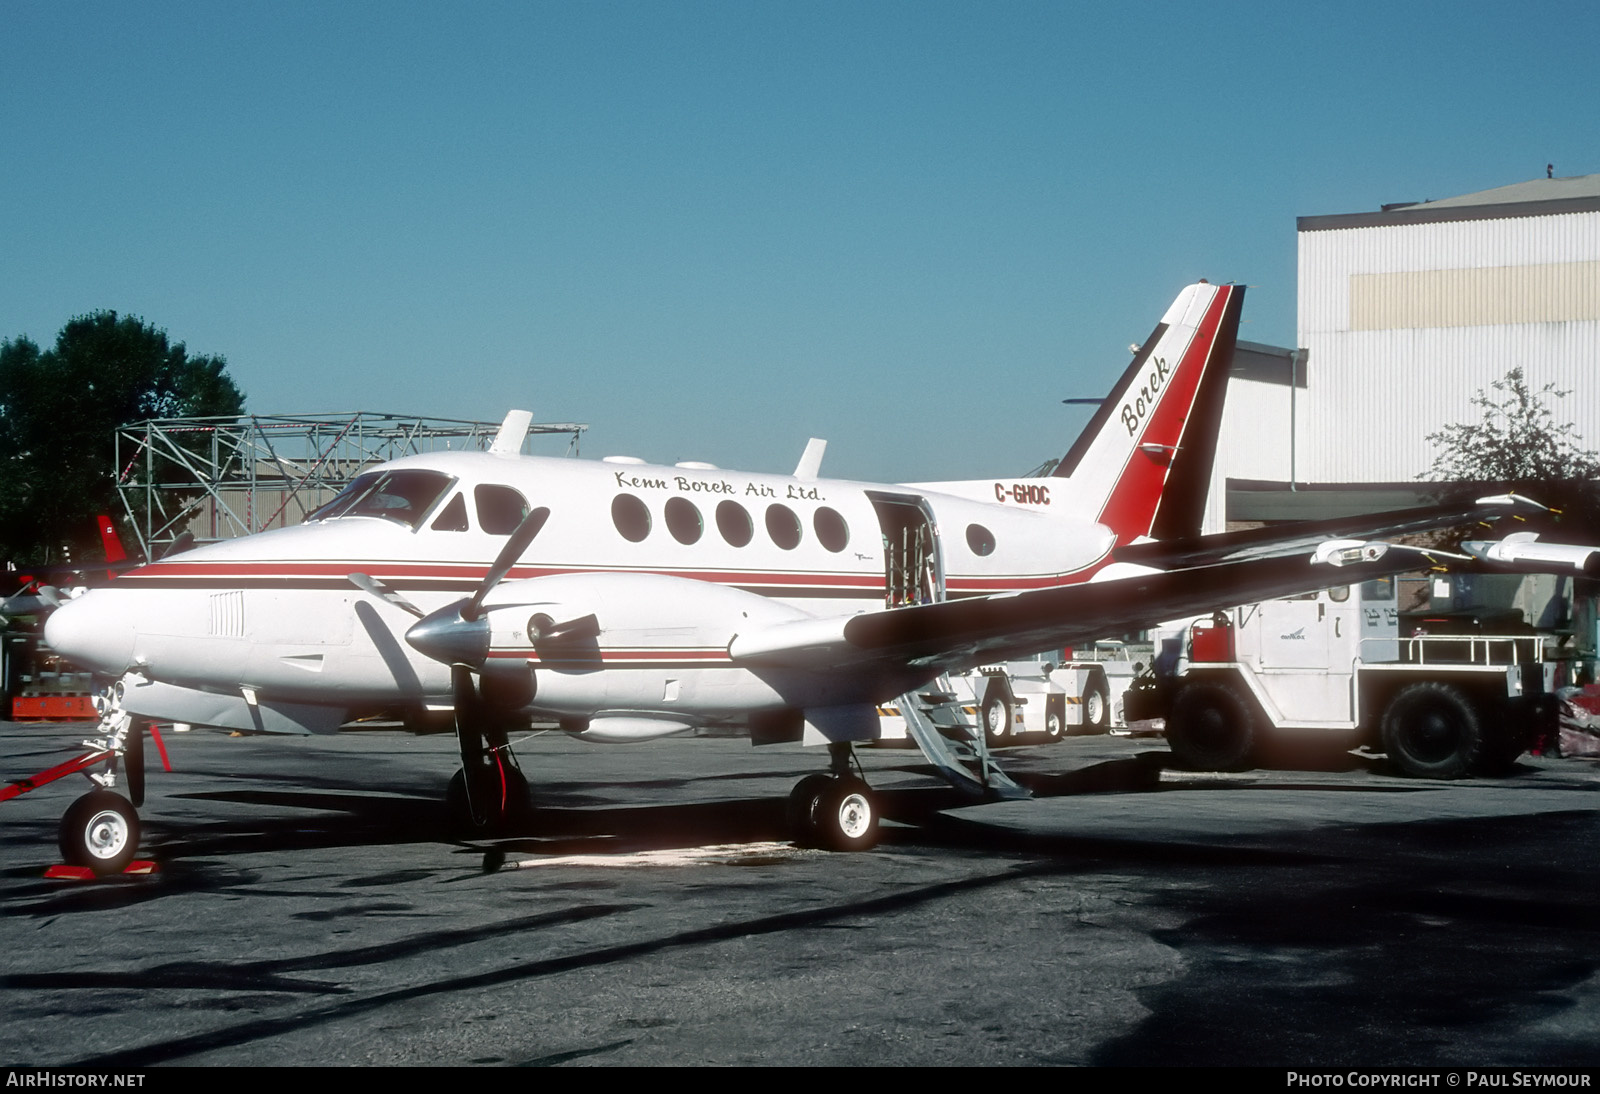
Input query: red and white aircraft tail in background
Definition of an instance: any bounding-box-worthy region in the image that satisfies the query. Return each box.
[37,280,1536,868]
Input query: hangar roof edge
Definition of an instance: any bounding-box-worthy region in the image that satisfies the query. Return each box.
[1299,173,1600,232]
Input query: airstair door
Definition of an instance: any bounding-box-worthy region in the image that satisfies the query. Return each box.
[867,492,943,607]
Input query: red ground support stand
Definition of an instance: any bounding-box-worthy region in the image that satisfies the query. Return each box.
[44,861,159,880]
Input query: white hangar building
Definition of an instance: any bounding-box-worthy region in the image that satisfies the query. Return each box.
[1210,172,1600,528]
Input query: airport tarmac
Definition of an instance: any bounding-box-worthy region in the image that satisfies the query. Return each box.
[2,719,1599,1067]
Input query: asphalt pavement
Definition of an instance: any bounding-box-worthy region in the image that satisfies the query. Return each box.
[2,719,1598,1067]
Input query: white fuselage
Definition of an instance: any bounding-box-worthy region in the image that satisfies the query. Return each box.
[48,449,1117,729]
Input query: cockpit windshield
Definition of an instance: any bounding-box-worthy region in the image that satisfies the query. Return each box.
[307,470,454,529]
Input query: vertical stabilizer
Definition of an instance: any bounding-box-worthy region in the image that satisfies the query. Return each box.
[1052,282,1243,543]
[96,514,127,563]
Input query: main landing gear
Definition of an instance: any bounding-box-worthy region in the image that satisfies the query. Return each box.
[788,742,880,852]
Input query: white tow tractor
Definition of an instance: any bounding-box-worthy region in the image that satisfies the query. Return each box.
[1152,577,1557,778]
[876,656,1115,747]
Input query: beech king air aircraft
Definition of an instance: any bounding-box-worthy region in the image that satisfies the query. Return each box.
[35,281,1551,872]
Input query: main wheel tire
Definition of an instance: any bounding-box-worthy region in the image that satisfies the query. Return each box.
[1165,680,1258,771]
[786,773,835,847]
[1382,682,1484,780]
[1082,678,1111,733]
[59,791,140,876]
[816,777,879,852]
[983,695,1012,747]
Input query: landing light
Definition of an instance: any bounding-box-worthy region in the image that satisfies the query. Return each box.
[1311,539,1388,567]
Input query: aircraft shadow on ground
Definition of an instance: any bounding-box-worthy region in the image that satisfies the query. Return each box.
[9,740,1489,896]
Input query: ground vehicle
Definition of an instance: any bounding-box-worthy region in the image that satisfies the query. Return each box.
[876,658,1113,746]
[1156,578,1556,778]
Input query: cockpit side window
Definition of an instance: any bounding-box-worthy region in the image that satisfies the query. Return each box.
[308,470,454,530]
[474,484,530,535]
[430,493,469,532]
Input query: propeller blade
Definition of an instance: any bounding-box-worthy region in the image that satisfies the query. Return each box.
[126,721,145,808]
[348,572,425,618]
[462,507,550,622]
[452,663,491,828]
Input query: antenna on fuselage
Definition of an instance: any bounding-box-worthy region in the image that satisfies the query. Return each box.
[489,409,533,455]
[794,438,827,481]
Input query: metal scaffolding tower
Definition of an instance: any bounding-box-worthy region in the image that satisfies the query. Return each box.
[114,412,586,558]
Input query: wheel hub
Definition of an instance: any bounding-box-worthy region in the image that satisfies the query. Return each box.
[836,793,871,839]
[1409,711,1461,762]
[84,810,130,860]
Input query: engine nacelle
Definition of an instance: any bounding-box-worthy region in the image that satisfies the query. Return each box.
[473,571,823,719]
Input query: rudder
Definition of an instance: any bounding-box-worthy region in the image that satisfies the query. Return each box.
[1051,282,1243,544]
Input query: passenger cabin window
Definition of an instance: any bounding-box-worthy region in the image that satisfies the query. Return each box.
[612,494,652,542]
[665,497,703,544]
[430,493,469,532]
[308,470,453,530]
[813,507,849,553]
[766,504,801,550]
[717,501,753,547]
[966,523,996,557]
[475,484,530,535]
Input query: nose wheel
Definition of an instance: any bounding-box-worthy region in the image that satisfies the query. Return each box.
[59,791,140,876]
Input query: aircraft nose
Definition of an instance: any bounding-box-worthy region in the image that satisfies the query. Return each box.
[43,591,136,676]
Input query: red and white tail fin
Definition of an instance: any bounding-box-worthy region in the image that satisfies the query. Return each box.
[1051,281,1243,544]
[96,514,128,564]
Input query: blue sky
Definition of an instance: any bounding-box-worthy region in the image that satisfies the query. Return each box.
[4,1,1597,482]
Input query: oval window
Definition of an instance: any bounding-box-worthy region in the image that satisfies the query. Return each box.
[813,507,849,553]
[966,523,996,557]
[665,497,703,545]
[766,504,801,550]
[611,494,651,542]
[716,500,753,547]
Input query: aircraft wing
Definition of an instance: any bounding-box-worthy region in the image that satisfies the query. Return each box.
[733,497,1554,677]
[729,549,1398,676]
[1108,495,1538,571]
[841,552,1402,672]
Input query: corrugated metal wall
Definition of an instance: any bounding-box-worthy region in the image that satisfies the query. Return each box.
[1294,209,1600,483]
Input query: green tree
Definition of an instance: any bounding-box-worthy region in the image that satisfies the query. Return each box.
[0,313,245,564]
[1422,367,1600,531]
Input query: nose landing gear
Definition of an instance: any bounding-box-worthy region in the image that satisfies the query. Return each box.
[60,789,140,875]
[2,682,166,877]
